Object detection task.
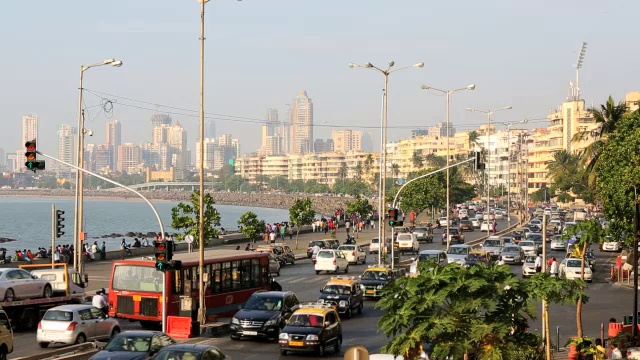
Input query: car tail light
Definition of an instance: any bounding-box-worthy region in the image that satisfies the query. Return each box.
[352,252,355,257]
[333,259,336,265]
[66,321,78,331]
[37,322,42,329]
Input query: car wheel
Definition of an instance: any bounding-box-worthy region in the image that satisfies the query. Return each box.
[335,267,339,273]
[318,343,325,357]
[111,327,121,338]
[291,258,295,265]
[358,302,363,314]
[346,307,352,319]
[362,256,366,264]
[334,338,342,354]
[75,333,86,344]
[43,284,53,298]
[280,349,287,356]
[38,342,49,349]
[230,334,240,340]
[3,289,14,302]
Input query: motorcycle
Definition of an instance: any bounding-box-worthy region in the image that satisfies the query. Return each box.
[345,236,356,245]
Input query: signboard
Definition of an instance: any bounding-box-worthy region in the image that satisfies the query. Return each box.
[184,235,194,244]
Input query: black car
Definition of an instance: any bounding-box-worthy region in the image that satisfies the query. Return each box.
[318,279,363,318]
[152,344,226,360]
[278,304,342,356]
[230,291,300,341]
[89,330,175,360]
[360,267,398,299]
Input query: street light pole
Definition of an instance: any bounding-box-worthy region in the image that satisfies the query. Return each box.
[197,0,208,326]
[421,84,475,249]
[349,61,424,264]
[73,58,122,273]
[466,106,512,236]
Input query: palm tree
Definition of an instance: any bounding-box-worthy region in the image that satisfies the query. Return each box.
[468,130,479,148]
[391,163,400,182]
[354,162,363,180]
[337,162,348,186]
[546,150,578,182]
[411,150,424,170]
[364,154,374,175]
[572,96,628,185]
[424,153,446,168]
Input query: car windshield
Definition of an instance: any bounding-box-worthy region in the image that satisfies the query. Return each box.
[339,246,355,251]
[460,220,470,224]
[156,350,219,360]
[362,270,387,281]
[520,242,534,247]
[468,254,487,262]
[288,314,324,328]
[503,247,520,253]
[244,296,282,311]
[528,234,542,241]
[104,334,152,352]
[322,284,351,295]
[415,227,427,232]
[524,256,536,263]
[446,247,469,255]
[566,260,583,268]
[371,238,379,244]
[484,240,500,247]
[43,310,73,321]
[417,253,440,262]
[112,265,163,293]
[317,251,334,258]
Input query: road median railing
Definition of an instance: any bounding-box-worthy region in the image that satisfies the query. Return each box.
[13,342,105,360]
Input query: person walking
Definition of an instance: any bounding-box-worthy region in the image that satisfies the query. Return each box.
[92,289,109,315]
[550,257,559,277]
[535,254,542,273]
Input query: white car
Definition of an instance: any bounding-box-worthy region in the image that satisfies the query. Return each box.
[550,236,566,251]
[37,304,120,347]
[493,212,504,220]
[409,250,447,277]
[0,268,53,301]
[470,218,481,228]
[480,221,490,232]
[521,256,537,278]
[437,217,451,227]
[475,212,484,220]
[602,237,621,252]
[519,241,537,256]
[315,250,349,274]
[559,258,593,282]
[338,245,366,265]
[396,233,419,255]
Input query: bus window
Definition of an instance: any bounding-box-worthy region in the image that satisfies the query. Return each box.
[241,259,251,288]
[113,265,162,292]
[222,262,232,291]
[173,270,183,294]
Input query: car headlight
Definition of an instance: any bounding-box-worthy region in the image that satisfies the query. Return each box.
[279,333,289,340]
[360,285,365,290]
[317,298,325,304]
[265,318,278,326]
[339,300,348,307]
[306,334,319,341]
[376,285,384,290]
[231,317,239,325]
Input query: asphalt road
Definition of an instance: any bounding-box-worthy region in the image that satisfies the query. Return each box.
[9,217,632,359]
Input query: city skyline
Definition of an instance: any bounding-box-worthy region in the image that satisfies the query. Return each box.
[2,1,638,159]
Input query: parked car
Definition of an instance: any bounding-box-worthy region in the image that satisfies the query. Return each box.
[337,245,366,265]
[409,250,447,277]
[38,305,120,348]
[0,268,53,301]
[89,331,175,360]
[0,310,13,359]
[559,258,593,282]
[315,250,349,274]
[152,344,226,360]
[500,245,524,264]
[230,291,300,341]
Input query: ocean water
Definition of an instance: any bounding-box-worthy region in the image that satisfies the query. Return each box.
[0,197,289,251]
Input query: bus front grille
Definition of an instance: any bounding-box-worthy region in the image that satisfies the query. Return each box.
[117,295,134,314]
[140,297,158,316]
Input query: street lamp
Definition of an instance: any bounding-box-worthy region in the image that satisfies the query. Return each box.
[74,58,123,273]
[466,106,512,236]
[349,60,424,266]
[501,120,527,223]
[421,83,475,249]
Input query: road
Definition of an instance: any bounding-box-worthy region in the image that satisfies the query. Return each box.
[9,217,631,359]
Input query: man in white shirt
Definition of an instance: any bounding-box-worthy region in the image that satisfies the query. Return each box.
[92,289,108,314]
[535,255,542,273]
[550,257,559,277]
[496,256,505,265]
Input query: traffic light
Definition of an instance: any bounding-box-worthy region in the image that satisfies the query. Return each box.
[473,151,485,171]
[56,210,65,238]
[388,208,401,226]
[154,240,176,271]
[24,140,45,172]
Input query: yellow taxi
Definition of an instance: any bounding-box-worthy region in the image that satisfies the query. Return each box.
[317,276,364,318]
[279,303,343,356]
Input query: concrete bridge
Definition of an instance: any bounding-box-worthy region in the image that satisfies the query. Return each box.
[103,182,219,191]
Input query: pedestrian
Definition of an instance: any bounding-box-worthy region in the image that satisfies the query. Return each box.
[492,220,497,234]
[496,256,505,265]
[610,341,622,359]
[345,220,351,235]
[535,254,542,273]
[594,339,606,360]
[100,242,106,260]
[92,289,108,315]
[245,243,251,251]
[288,226,293,240]
[550,257,558,277]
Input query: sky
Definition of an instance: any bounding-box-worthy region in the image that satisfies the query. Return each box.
[1,0,638,158]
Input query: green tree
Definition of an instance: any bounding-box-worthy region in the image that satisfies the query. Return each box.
[345,195,374,220]
[391,163,400,182]
[223,175,245,191]
[237,211,265,244]
[333,179,371,197]
[364,153,374,176]
[411,150,424,169]
[377,262,536,360]
[337,162,348,184]
[393,169,445,215]
[561,220,603,338]
[353,162,363,180]
[287,179,305,193]
[171,190,221,246]
[304,180,330,194]
[595,111,640,245]
[289,197,316,249]
[573,96,629,186]
[424,153,446,168]
[529,188,546,203]
[468,130,479,147]
[268,176,288,190]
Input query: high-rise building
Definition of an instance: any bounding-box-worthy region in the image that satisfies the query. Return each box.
[313,139,334,153]
[152,124,169,145]
[117,143,143,173]
[94,144,111,174]
[150,114,172,140]
[22,115,38,147]
[57,124,76,169]
[361,132,373,152]
[332,130,363,153]
[411,129,429,138]
[428,122,456,137]
[204,119,216,139]
[195,138,218,170]
[290,91,313,155]
[106,120,121,171]
[260,108,284,155]
[165,123,187,179]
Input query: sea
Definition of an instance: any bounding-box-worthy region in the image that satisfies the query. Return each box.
[0,197,289,251]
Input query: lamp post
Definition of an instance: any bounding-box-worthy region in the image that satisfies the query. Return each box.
[501,120,527,224]
[74,58,123,273]
[466,106,512,236]
[349,61,424,265]
[421,84,475,249]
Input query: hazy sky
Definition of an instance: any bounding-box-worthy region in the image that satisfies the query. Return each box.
[2,0,638,158]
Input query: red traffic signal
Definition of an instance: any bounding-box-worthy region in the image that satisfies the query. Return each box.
[155,240,167,262]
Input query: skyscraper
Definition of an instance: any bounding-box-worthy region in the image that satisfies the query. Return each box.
[57,124,76,168]
[290,91,313,155]
[22,114,38,147]
[204,119,216,139]
[150,114,172,140]
[332,130,363,153]
[166,122,187,179]
[260,108,284,155]
[106,120,121,171]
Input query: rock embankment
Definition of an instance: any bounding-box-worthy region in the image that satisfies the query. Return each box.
[0,189,355,216]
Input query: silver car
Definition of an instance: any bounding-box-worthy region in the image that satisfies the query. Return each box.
[37,304,120,347]
[0,268,53,301]
[550,236,565,251]
[413,227,429,242]
[500,246,524,264]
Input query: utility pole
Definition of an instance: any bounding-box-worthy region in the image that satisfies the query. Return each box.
[633,201,639,338]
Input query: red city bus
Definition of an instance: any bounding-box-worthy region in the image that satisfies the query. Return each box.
[108,249,271,329]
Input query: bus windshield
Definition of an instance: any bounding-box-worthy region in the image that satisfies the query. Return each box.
[112,265,162,292]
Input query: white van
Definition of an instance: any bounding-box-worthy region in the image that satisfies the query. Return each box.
[30,268,86,296]
[396,233,419,255]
